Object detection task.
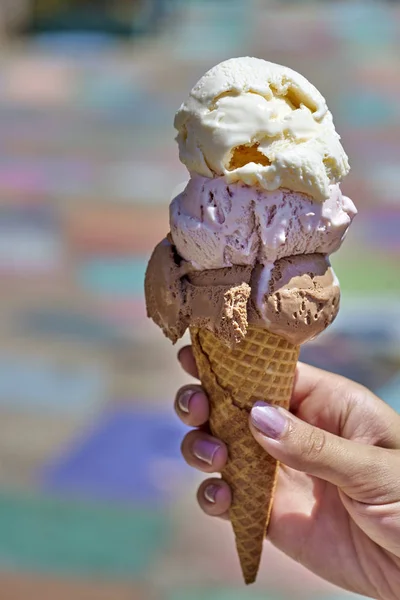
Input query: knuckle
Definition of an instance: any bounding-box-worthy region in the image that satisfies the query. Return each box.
[301,427,327,462]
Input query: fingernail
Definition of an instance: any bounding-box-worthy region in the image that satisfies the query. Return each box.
[204,484,220,503]
[193,439,220,465]
[178,389,193,413]
[251,401,287,439]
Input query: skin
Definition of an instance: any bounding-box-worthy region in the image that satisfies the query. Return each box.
[175,346,400,600]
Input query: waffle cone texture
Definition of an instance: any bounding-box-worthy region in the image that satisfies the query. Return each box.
[190,325,300,584]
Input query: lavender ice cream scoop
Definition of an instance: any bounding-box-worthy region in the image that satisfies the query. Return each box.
[170,175,356,271]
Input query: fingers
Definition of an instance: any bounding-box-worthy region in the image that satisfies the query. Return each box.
[174,371,231,520]
[197,478,231,520]
[338,488,400,558]
[249,401,400,504]
[175,356,231,521]
[181,429,228,473]
[178,345,199,379]
[291,362,329,412]
[175,385,209,427]
[292,363,400,449]
[179,422,231,519]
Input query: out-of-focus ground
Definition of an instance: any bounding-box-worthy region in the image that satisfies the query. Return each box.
[0,1,399,598]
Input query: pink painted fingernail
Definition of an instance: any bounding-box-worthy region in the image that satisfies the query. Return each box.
[204,484,220,503]
[193,439,220,465]
[178,390,193,413]
[251,401,287,439]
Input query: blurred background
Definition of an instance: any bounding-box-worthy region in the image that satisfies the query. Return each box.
[0,0,399,598]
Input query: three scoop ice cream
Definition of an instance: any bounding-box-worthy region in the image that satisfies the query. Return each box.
[145,57,357,584]
[147,57,356,348]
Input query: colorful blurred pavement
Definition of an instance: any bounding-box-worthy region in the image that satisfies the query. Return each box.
[0,1,399,598]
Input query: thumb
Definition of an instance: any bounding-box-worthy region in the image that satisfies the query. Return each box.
[249,401,398,503]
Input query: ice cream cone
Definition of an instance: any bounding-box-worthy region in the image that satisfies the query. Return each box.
[190,325,300,584]
[145,57,356,585]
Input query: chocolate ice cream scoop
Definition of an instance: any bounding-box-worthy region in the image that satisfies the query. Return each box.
[249,254,340,345]
[144,236,251,346]
[145,237,339,347]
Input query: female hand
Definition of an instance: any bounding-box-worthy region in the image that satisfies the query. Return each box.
[175,346,400,600]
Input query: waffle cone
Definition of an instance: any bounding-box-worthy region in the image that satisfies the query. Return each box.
[190,325,299,584]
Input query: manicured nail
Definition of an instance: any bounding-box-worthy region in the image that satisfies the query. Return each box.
[251,401,287,439]
[204,484,220,503]
[193,439,220,465]
[178,389,193,413]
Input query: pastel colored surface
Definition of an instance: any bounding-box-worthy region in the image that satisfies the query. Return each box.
[0,355,106,415]
[0,492,168,577]
[40,407,190,504]
[77,258,147,297]
[167,591,279,600]
[18,309,126,343]
[0,574,144,600]
[0,2,397,599]
[378,374,400,412]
